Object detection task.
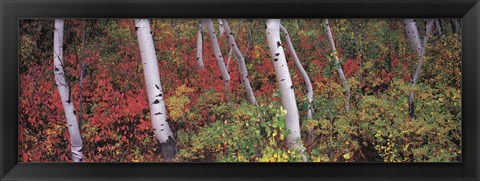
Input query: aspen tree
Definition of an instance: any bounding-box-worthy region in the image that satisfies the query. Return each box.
[280,24,313,119]
[225,48,233,70]
[53,19,83,162]
[324,19,351,112]
[217,19,226,37]
[196,21,205,69]
[202,19,231,89]
[435,19,442,36]
[134,19,177,160]
[265,19,306,161]
[409,20,434,117]
[404,19,422,55]
[222,19,257,105]
[451,19,461,36]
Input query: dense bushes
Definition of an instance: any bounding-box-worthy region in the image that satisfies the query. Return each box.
[19,19,461,162]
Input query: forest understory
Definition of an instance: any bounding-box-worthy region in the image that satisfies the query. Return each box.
[19,19,462,162]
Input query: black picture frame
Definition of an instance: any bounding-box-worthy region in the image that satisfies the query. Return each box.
[1,0,479,180]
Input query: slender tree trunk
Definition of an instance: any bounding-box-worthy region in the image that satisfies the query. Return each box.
[225,21,243,71]
[246,22,254,51]
[294,19,299,30]
[226,48,233,70]
[450,19,461,35]
[324,19,351,112]
[435,19,442,37]
[266,19,306,161]
[451,19,461,40]
[408,20,434,118]
[134,19,177,161]
[404,19,422,55]
[217,19,225,37]
[196,21,205,69]
[53,19,83,162]
[202,19,231,89]
[222,19,257,105]
[279,24,313,119]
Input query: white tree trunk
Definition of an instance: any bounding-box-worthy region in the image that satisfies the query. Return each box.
[324,19,351,112]
[196,22,205,69]
[408,19,434,117]
[217,19,225,37]
[279,24,314,119]
[225,48,233,70]
[266,19,306,161]
[222,19,257,105]
[53,19,83,162]
[404,19,422,55]
[203,19,231,89]
[134,19,176,161]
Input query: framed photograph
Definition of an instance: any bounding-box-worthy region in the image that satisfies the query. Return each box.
[1,0,479,180]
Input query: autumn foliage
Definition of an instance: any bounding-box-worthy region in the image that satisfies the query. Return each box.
[19,19,461,162]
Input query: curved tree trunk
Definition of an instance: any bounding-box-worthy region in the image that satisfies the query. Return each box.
[408,19,434,118]
[196,21,205,69]
[222,19,257,105]
[324,19,351,112]
[202,19,231,89]
[279,24,314,119]
[53,19,83,162]
[404,19,422,55]
[134,19,177,161]
[265,19,306,161]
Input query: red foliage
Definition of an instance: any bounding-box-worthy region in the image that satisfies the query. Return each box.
[18,19,436,162]
[343,58,360,77]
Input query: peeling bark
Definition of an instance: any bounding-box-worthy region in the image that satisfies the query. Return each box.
[409,20,434,118]
[404,19,422,55]
[222,19,257,105]
[203,19,231,89]
[53,19,83,162]
[324,19,351,112]
[266,19,306,161]
[134,19,177,161]
[280,24,313,119]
